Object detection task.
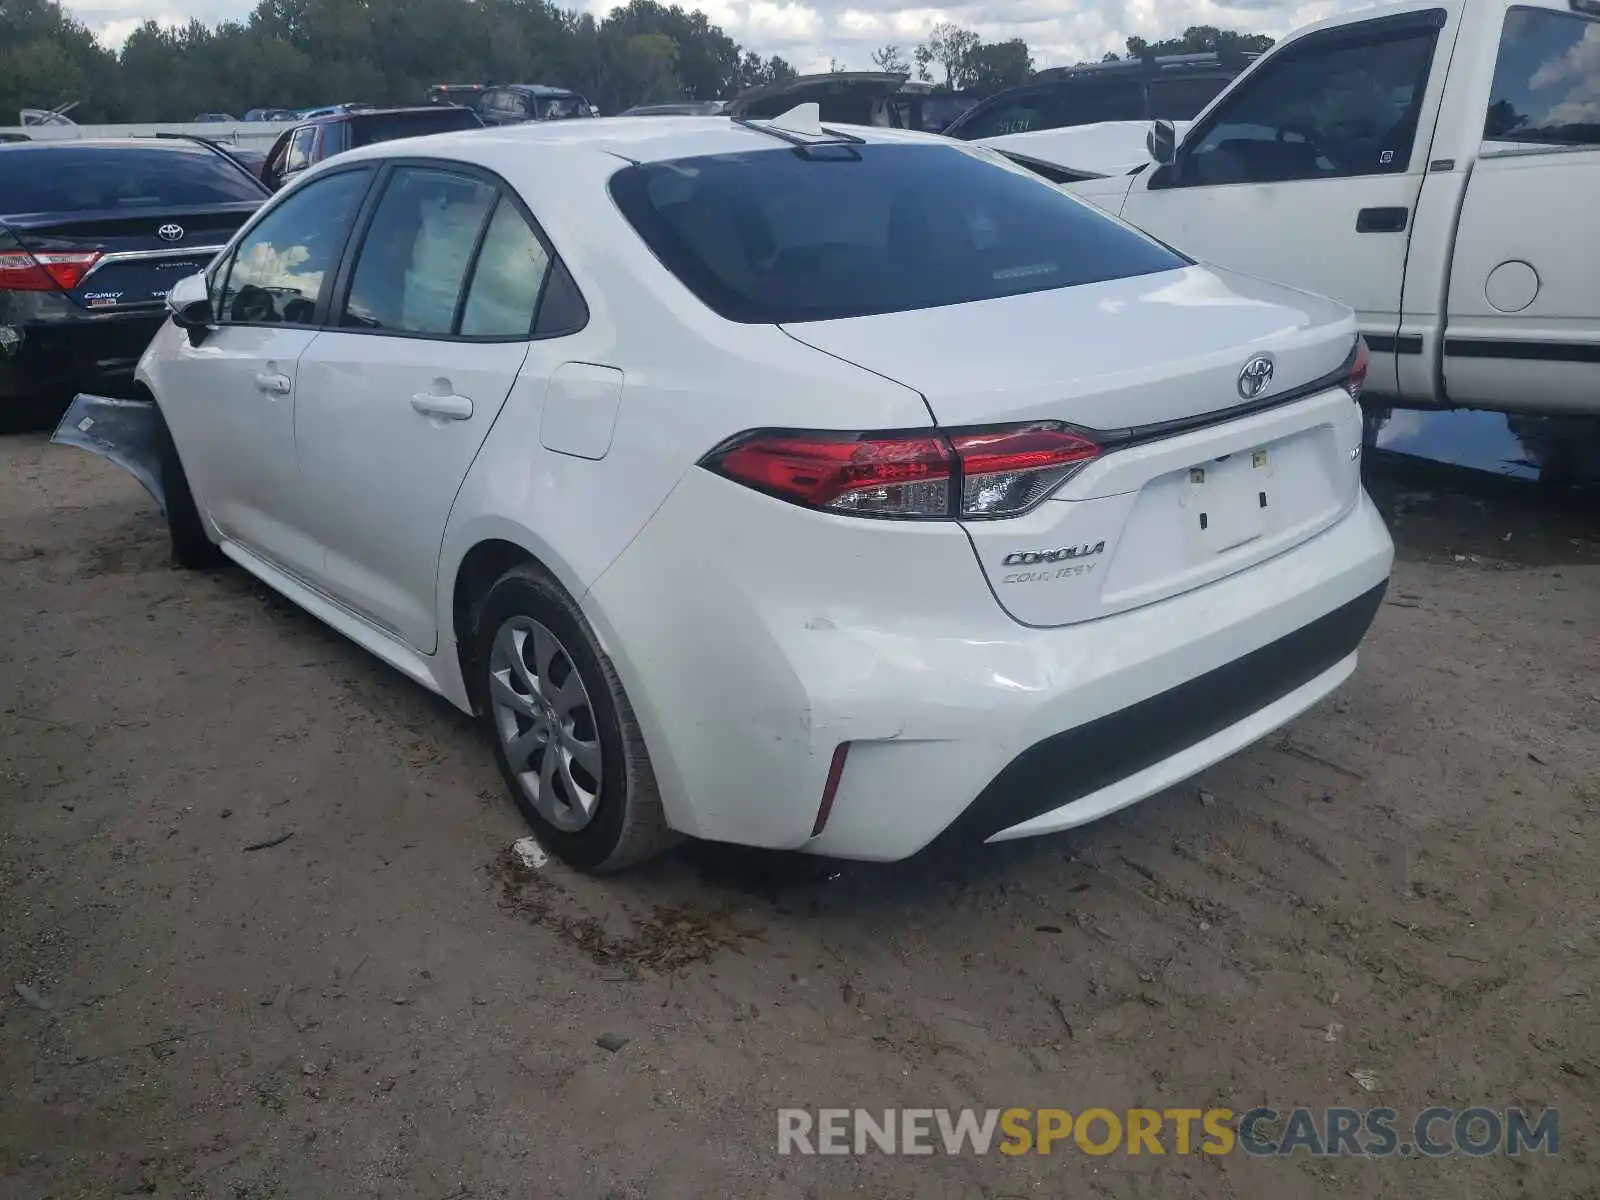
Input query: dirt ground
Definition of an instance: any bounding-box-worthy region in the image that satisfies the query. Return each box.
[1,429,1597,1200]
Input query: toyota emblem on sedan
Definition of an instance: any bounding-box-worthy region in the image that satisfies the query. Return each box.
[158,223,185,243]
[1237,354,1275,400]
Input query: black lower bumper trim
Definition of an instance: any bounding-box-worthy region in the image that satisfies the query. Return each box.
[939,581,1388,846]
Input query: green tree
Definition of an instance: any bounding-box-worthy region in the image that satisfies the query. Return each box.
[870,44,908,74]
[1114,26,1274,62]
[0,0,118,121]
[916,22,980,89]
[962,39,1032,93]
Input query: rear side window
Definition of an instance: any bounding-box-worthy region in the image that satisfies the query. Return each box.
[1484,6,1600,147]
[459,200,552,336]
[342,167,497,335]
[347,108,483,148]
[609,143,1187,324]
[0,145,265,213]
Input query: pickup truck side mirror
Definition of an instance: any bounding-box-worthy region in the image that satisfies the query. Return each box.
[1147,119,1178,166]
[167,272,214,346]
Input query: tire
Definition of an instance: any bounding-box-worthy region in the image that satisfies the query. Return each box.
[151,402,223,570]
[471,564,672,873]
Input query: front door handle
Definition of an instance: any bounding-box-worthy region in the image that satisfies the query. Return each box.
[411,392,474,421]
[254,371,292,395]
[1356,206,1409,233]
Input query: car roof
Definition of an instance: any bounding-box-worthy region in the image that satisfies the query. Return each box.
[298,105,474,125]
[327,113,941,172]
[0,137,226,155]
[494,84,583,97]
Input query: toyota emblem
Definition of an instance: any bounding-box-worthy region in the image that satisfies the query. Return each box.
[158,223,185,243]
[1237,354,1275,401]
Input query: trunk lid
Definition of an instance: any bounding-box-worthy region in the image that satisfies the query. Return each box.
[782,264,1366,627]
[4,204,255,312]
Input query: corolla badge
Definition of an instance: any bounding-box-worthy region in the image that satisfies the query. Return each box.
[1237,353,1275,400]
[157,223,185,242]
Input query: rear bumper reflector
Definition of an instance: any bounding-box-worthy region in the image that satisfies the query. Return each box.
[811,743,852,837]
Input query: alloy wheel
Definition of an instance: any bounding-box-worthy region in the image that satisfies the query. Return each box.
[487,616,603,832]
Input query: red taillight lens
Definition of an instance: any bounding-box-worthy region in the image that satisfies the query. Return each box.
[708,432,956,517]
[703,422,1101,520]
[0,249,102,292]
[1346,337,1370,401]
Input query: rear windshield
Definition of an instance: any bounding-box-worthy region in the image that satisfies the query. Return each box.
[0,145,265,214]
[609,142,1187,323]
[348,108,483,147]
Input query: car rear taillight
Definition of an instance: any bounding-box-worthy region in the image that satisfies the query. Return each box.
[702,423,1101,520]
[949,426,1101,518]
[1345,337,1370,401]
[0,248,102,292]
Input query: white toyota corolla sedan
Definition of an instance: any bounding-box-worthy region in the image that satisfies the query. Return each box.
[136,109,1393,872]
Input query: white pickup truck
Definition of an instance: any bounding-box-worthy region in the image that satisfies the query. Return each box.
[1049,0,1600,416]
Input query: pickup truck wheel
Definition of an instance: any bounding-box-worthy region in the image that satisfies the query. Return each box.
[474,564,672,874]
[152,404,223,570]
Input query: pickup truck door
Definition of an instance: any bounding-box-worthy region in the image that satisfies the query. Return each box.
[1117,6,1460,400]
[1437,0,1600,414]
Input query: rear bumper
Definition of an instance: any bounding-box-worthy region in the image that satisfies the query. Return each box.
[586,467,1394,861]
[944,580,1384,847]
[0,310,164,400]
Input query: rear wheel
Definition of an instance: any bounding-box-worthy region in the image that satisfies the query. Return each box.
[151,402,223,570]
[473,564,671,873]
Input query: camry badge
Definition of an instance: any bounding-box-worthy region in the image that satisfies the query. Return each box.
[158,223,185,243]
[1238,354,1275,400]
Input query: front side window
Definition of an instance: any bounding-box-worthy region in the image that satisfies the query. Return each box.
[1484,6,1600,147]
[609,142,1187,324]
[1174,20,1439,186]
[284,127,317,175]
[219,169,370,325]
[342,167,497,335]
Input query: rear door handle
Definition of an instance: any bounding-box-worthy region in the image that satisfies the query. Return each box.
[254,372,292,395]
[411,392,474,421]
[1356,206,1409,233]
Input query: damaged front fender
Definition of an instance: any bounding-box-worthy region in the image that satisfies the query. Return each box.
[50,392,167,515]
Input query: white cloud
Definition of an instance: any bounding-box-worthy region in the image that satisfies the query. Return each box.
[70,0,1380,71]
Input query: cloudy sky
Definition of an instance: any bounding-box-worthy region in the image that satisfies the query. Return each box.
[68,0,1368,74]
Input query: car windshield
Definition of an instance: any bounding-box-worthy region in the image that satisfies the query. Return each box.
[348,108,482,147]
[0,145,264,214]
[609,142,1187,323]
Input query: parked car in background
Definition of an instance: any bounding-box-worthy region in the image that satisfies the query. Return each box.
[261,105,485,190]
[136,111,1390,872]
[192,112,237,123]
[1055,0,1600,416]
[296,103,377,120]
[243,108,297,123]
[0,138,267,412]
[944,52,1249,142]
[428,84,488,108]
[620,101,728,116]
[476,85,595,125]
[728,72,959,131]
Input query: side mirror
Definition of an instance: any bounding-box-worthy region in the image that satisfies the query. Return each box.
[1147,119,1178,166]
[166,271,214,345]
